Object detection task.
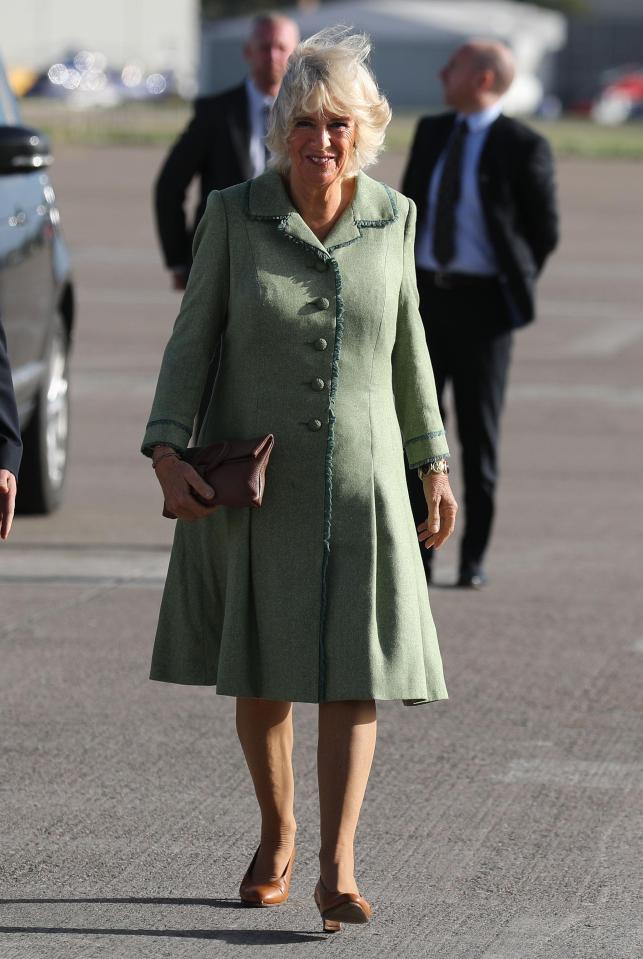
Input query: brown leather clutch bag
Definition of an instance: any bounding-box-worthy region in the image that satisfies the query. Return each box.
[162,434,274,519]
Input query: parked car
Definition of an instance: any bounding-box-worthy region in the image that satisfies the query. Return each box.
[591,64,643,125]
[24,49,179,107]
[0,56,74,512]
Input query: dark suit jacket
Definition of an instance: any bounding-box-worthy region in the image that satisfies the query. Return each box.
[402,112,559,329]
[155,83,252,270]
[0,319,22,476]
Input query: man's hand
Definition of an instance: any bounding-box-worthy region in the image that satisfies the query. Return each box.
[170,268,188,292]
[417,473,458,551]
[0,468,17,540]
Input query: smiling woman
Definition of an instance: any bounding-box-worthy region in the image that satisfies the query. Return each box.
[142,25,457,935]
[267,28,391,177]
[289,114,355,182]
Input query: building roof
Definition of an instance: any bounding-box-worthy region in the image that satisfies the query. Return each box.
[201,0,566,111]
[205,0,565,44]
[576,0,643,15]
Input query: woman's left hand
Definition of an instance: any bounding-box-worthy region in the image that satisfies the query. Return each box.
[417,473,458,551]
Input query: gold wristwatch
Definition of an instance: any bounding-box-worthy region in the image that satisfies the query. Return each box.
[418,459,449,480]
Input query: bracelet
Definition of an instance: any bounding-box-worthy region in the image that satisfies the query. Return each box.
[152,449,181,470]
[418,459,449,480]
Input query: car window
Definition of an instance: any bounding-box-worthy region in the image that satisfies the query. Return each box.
[0,59,20,126]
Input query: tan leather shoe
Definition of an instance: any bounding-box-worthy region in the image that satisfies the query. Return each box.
[239,845,296,906]
[314,876,372,932]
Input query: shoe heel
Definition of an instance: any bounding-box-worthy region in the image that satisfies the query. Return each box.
[314,877,370,932]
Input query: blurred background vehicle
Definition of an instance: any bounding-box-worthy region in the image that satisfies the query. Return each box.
[20,49,180,109]
[4,0,197,106]
[591,64,643,125]
[0,56,74,513]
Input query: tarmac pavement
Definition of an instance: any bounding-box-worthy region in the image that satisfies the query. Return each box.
[0,146,642,958]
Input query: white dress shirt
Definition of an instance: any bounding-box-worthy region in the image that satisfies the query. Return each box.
[415,102,503,275]
[246,77,275,179]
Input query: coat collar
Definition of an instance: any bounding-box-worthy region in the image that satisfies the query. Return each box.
[246,170,398,254]
[219,84,252,181]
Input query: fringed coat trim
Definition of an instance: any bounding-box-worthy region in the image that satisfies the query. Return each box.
[244,172,400,700]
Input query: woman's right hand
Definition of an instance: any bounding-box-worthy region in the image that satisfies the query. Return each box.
[153,449,219,521]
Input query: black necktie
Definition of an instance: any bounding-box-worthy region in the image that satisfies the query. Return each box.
[432,119,468,268]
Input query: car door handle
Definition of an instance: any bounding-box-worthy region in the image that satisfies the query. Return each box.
[8,209,27,226]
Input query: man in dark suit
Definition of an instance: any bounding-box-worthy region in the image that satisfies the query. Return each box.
[402,40,559,587]
[0,318,22,540]
[155,14,299,291]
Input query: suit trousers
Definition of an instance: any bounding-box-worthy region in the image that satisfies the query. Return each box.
[407,269,513,574]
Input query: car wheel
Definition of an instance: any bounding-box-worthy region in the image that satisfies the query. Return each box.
[17,313,70,514]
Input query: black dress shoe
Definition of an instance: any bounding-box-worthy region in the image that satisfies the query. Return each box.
[456,569,488,589]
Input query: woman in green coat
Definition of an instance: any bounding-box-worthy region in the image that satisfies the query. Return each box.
[143,28,458,932]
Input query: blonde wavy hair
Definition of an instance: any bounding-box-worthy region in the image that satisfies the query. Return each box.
[266,27,392,178]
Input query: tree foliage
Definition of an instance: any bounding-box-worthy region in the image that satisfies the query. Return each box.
[201,0,587,18]
[200,0,588,20]
[512,0,587,13]
[202,0,291,18]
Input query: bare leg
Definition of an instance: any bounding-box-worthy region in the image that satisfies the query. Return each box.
[235,697,297,882]
[318,700,377,893]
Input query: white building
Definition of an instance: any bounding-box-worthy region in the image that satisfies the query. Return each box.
[2,0,198,91]
[200,0,567,114]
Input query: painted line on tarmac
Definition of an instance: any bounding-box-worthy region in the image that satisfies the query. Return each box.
[538,303,643,356]
[69,373,643,405]
[72,371,157,396]
[70,245,159,265]
[0,575,166,587]
[498,759,643,790]
[79,288,175,306]
[567,319,643,357]
[540,300,642,321]
[0,547,170,585]
[508,383,643,406]
[548,261,642,280]
[480,911,588,958]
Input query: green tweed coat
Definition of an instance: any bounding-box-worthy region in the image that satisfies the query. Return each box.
[142,169,450,706]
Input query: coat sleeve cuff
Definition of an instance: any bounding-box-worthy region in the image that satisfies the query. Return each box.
[141,417,193,458]
[404,431,450,470]
[0,441,22,477]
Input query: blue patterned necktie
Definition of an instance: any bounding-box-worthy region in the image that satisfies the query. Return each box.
[432,119,468,268]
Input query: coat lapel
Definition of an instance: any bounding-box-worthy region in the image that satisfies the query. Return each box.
[477,115,508,215]
[227,85,253,182]
[247,171,398,255]
[479,114,503,176]
[284,211,329,255]
[426,114,456,177]
[325,173,397,250]
[247,171,326,254]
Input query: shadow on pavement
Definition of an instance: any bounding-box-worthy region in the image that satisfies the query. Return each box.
[0,896,327,946]
[0,926,325,943]
[0,896,242,907]
[0,897,327,943]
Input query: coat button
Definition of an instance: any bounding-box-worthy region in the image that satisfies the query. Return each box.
[315,260,328,272]
[314,337,328,351]
[313,296,330,309]
[308,418,323,431]
[311,377,326,391]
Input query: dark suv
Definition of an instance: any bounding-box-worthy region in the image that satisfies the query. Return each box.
[0,58,74,512]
